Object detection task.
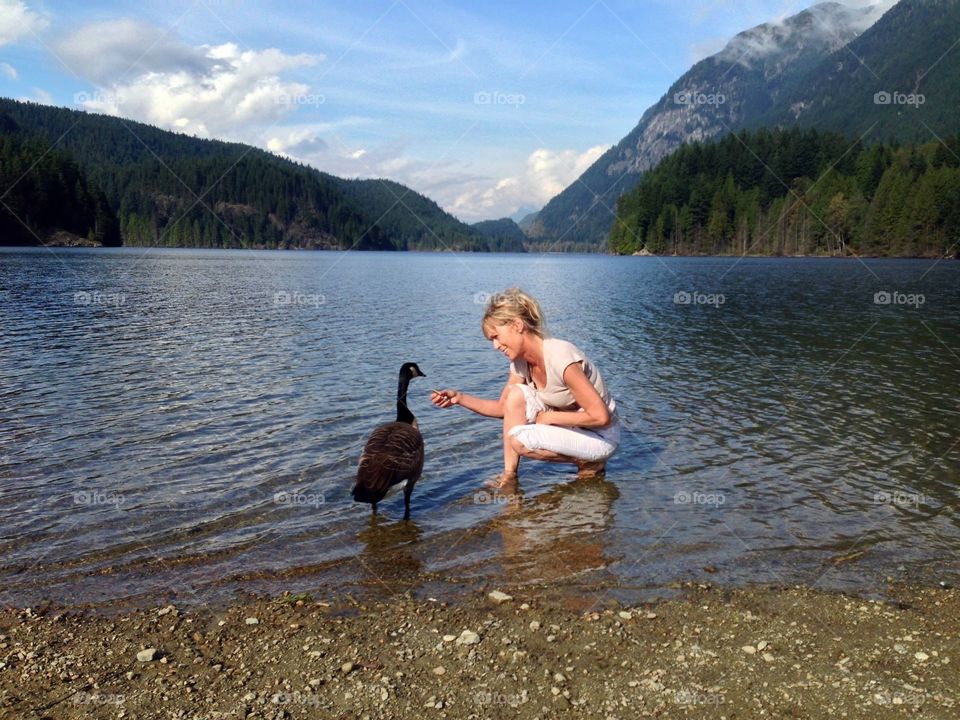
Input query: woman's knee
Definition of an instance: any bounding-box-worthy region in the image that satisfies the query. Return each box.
[504,384,526,409]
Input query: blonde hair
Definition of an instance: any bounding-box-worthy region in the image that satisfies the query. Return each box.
[482,287,545,338]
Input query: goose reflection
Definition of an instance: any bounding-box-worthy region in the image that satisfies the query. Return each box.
[354,514,423,591]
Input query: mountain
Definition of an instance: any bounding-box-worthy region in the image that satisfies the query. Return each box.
[516,211,539,233]
[529,2,886,250]
[0,99,492,251]
[756,0,960,140]
[470,218,527,251]
[335,177,491,251]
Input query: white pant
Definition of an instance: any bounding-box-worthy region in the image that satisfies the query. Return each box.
[507,383,620,462]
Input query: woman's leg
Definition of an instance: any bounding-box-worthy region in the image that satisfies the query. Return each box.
[498,385,528,480]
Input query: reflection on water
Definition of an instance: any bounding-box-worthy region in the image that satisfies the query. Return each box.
[493,478,619,584]
[1,247,959,609]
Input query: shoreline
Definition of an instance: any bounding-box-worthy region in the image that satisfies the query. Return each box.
[3,580,958,719]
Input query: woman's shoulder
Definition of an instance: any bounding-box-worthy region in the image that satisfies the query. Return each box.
[544,337,585,355]
[543,337,587,367]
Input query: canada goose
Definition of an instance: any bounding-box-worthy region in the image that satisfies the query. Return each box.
[353,362,426,519]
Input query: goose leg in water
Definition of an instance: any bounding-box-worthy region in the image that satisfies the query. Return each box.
[403,486,412,520]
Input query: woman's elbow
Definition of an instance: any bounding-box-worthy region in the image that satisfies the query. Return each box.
[595,407,610,427]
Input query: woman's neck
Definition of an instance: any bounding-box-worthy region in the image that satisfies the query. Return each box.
[520,334,544,367]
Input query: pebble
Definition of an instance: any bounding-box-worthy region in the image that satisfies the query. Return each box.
[456,630,480,645]
[742,645,757,655]
[136,648,160,662]
[757,640,768,651]
[432,666,446,675]
[618,611,633,621]
[341,662,356,674]
[245,618,259,626]
[488,591,513,604]
[762,652,775,663]
[529,621,541,632]
[915,652,930,662]
[442,635,456,642]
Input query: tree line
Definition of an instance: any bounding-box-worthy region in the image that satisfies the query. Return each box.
[609,127,960,257]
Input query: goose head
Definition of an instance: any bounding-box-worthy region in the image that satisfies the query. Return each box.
[400,362,426,380]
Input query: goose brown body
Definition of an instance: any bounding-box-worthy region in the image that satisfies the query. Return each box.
[353,422,424,507]
[352,362,425,519]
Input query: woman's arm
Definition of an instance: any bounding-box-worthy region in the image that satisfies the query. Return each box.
[432,374,526,419]
[536,362,611,428]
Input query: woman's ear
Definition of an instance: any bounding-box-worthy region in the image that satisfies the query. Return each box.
[514,318,525,333]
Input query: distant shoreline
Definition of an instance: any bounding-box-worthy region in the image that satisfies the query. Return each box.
[2,241,957,261]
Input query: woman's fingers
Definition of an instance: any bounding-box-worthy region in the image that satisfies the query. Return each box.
[431,388,458,408]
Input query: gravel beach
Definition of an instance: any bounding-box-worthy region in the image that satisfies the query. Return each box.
[2,582,958,719]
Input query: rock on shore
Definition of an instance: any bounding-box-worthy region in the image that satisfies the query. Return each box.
[1,584,958,719]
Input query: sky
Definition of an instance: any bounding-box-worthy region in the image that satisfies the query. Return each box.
[0,0,895,223]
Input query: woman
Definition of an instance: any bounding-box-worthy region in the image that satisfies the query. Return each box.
[431,288,620,489]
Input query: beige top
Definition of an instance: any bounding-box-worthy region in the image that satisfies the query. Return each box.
[510,337,617,417]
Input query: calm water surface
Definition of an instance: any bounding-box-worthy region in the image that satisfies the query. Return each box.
[1,247,958,610]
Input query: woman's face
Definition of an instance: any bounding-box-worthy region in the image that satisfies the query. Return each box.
[484,319,525,361]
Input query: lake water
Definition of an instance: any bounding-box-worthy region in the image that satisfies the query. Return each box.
[1,247,958,611]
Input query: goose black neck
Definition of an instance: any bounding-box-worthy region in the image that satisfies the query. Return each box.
[396,373,415,424]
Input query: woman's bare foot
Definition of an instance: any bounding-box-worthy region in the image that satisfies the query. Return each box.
[575,460,606,480]
[483,471,518,491]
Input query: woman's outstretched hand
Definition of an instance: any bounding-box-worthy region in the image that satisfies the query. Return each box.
[431,389,460,409]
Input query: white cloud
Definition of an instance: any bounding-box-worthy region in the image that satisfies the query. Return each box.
[0,61,16,79]
[0,0,47,45]
[58,19,322,139]
[268,126,608,222]
[448,145,609,222]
